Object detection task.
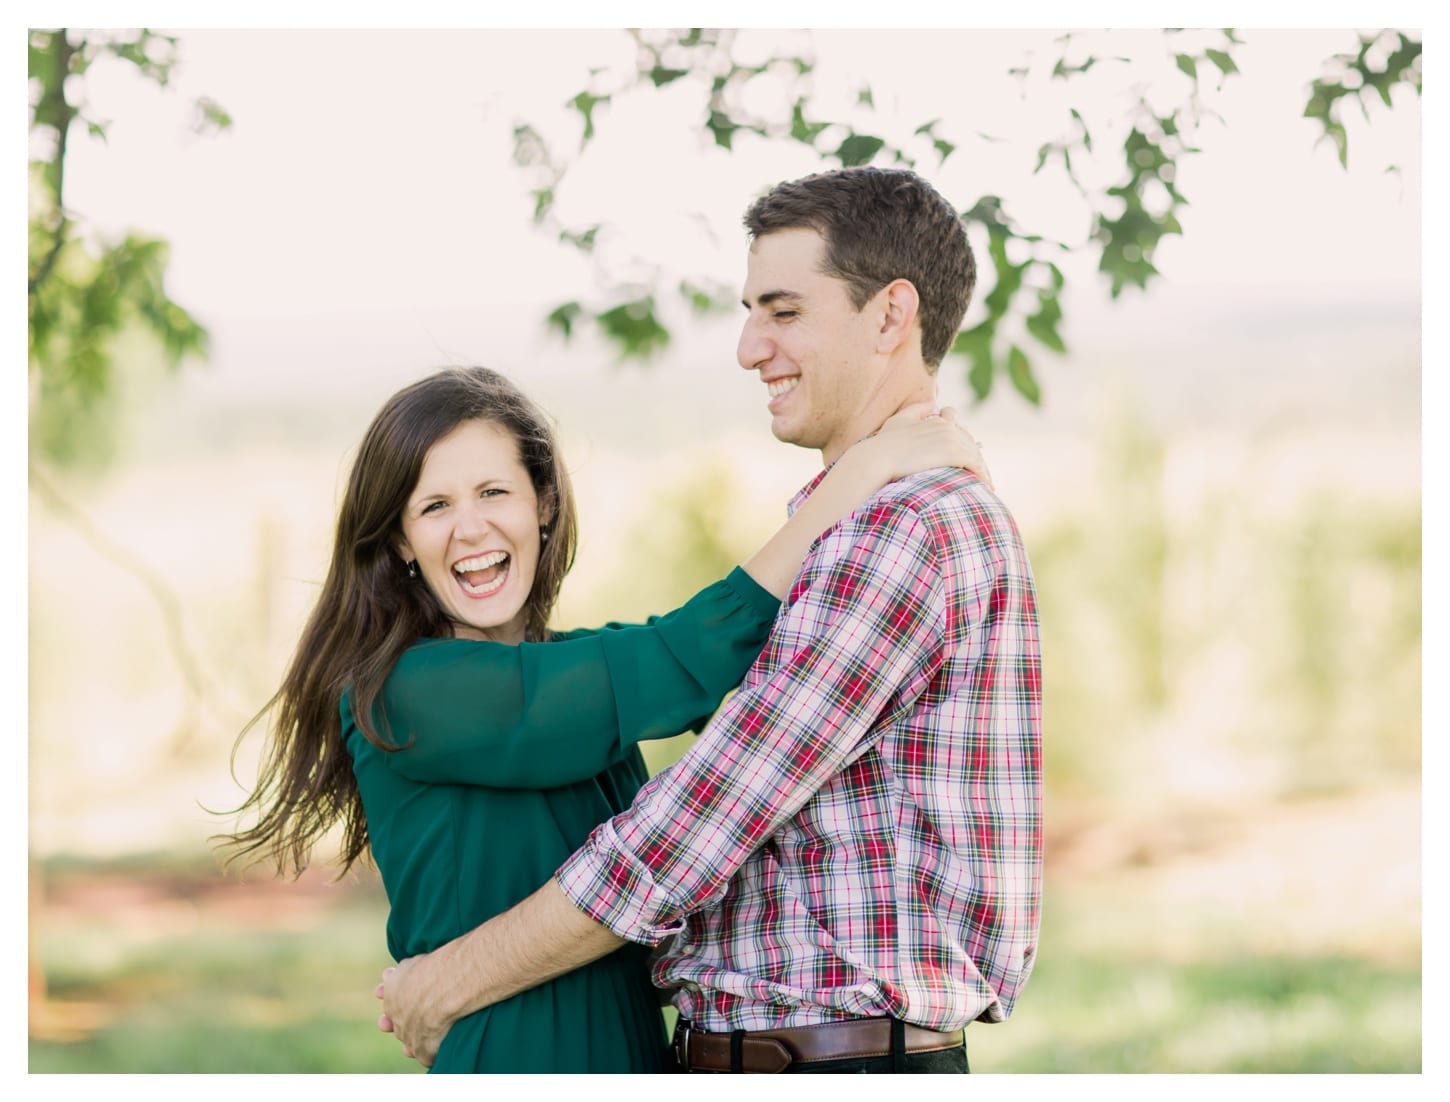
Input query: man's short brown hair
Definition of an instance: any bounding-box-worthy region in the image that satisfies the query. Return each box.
[743,166,976,370]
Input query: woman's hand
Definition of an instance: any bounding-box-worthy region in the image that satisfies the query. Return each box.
[858,402,994,490]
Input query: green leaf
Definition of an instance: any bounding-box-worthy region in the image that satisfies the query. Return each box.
[963,194,1006,227]
[982,231,1025,316]
[568,90,610,143]
[835,133,885,167]
[511,123,549,168]
[648,66,690,88]
[1025,291,1066,353]
[706,110,738,150]
[678,279,729,316]
[932,138,956,165]
[1175,53,1198,80]
[531,187,554,223]
[1204,48,1238,76]
[790,100,831,145]
[857,85,875,109]
[545,301,582,340]
[967,350,993,401]
[595,297,671,360]
[193,96,232,134]
[952,322,995,401]
[559,225,600,252]
[1007,345,1041,405]
[1052,55,1098,79]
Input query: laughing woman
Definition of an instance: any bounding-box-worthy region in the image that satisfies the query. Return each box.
[219,366,987,1073]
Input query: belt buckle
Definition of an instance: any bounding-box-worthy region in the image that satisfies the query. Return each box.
[673,1024,691,1071]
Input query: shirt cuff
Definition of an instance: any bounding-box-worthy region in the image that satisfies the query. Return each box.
[556,822,685,946]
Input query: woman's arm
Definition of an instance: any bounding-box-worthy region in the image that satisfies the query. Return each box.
[363,568,779,788]
[741,404,988,597]
[362,407,986,790]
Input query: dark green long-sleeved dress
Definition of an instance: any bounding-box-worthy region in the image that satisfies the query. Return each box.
[342,569,780,1073]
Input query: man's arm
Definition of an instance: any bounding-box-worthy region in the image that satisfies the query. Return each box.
[379,879,622,1068]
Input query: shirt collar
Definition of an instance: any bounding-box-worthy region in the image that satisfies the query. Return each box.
[787,466,831,518]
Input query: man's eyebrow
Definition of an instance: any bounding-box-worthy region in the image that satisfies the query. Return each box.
[741,289,803,309]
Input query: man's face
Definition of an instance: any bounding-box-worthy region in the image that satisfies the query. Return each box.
[737,228,886,464]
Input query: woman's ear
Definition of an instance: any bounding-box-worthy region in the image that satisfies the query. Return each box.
[395,535,415,565]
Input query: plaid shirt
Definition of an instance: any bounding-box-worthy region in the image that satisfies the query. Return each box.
[556,466,1042,1031]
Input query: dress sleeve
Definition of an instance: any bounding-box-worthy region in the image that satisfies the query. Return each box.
[369,567,780,788]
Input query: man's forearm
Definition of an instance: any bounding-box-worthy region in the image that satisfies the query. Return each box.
[427,877,627,1024]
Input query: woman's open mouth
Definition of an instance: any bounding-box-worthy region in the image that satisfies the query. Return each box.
[452,551,510,598]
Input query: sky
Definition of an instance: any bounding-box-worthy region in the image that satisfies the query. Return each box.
[59,25,1421,325]
[18,20,1423,486]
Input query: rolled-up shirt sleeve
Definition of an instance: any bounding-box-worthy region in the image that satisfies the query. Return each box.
[556,501,946,943]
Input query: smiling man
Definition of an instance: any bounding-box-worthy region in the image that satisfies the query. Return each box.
[379,166,1043,1074]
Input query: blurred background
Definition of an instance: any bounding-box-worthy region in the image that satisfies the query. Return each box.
[27,25,1422,1074]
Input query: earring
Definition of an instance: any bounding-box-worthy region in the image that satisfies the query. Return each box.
[406,560,419,579]
[540,529,550,544]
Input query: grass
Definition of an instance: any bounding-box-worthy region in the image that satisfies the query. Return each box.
[29,818,1421,1074]
[31,859,420,1074]
[972,950,1420,1074]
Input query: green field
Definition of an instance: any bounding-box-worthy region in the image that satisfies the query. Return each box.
[30,810,1421,1075]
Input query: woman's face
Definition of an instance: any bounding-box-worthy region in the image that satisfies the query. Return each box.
[396,418,546,644]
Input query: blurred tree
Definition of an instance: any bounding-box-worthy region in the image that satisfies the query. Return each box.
[28,28,229,469]
[28,28,232,752]
[515,28,1420,405]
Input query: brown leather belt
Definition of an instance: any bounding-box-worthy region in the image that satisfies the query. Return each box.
[671,1017,964,1073]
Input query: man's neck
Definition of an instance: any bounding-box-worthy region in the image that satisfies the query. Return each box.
[820,374,937,468]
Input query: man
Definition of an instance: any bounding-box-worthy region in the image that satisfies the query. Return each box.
[380,166,1042,1074]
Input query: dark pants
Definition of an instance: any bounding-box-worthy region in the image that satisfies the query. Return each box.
[671,1018,969,1074]
[787,1043,968,1074]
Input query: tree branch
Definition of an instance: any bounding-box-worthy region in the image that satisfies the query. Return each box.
[29,461,213,755]
[28,30,78,300]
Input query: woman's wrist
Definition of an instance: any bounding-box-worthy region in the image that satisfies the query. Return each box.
[839,434,891,491]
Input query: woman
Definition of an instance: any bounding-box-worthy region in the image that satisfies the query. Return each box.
[220,366,988,1072]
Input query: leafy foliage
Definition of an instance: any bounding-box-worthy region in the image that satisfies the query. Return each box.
[512,28,1418,405]
[1301,31,1422,167]
[28,29,227,468]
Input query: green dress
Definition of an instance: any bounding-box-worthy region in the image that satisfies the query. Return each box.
[342,569,779,1073]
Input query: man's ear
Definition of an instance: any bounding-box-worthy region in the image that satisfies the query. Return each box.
[876,279,921,356]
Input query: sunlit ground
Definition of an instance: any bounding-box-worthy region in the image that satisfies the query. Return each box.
[29,781,1418,1073]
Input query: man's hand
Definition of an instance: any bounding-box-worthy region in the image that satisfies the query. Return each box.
[372,879,627,1070]
[375,953,451,1070]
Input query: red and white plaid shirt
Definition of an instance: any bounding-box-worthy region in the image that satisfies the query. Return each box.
[556,466,1042,1031]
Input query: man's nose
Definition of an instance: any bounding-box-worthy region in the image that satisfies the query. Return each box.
[737,315,770,372]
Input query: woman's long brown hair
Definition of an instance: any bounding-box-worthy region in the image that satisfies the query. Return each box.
[215,367,578,876]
